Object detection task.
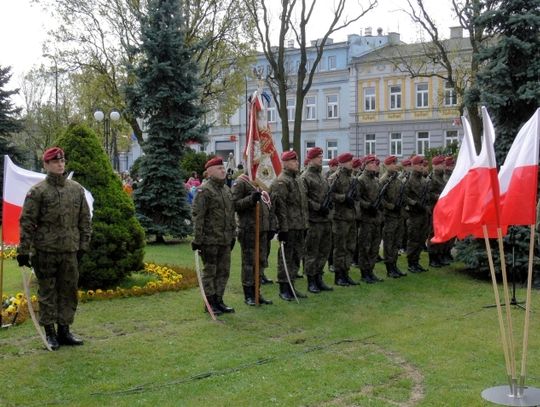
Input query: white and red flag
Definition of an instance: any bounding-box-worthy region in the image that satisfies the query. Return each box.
[498,108,540,227]
[244,90,282,190]
[2,155,93,245]
[431,116,477,243]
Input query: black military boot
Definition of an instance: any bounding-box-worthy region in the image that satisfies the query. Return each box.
[393,262,407,277]
[386,263,400,278]
[416,263,428,273]
[369,269,384,282]
[57,325,83,346]
[44,324,60,350]
[316,274,334,291]
[440,253,451,266]
[307,275,321,293]
[334,270,349,286]
[216,296,235,313]
[360,269,375,284]
[258,292,273,305]
[429,253,442,268]
[204,295,223,315]
[344,270,359,285]
[407,262,422,273]
[260,269,274,285]
[243,286,256,306]
[279,283,294,301]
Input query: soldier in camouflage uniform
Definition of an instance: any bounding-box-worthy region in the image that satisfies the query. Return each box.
[192,157,236,315]
[329,153,359,286]
[380,155,407,278]
[325,157,339,272]
[351,158,363,268]
[427,155,448,267]
[231,174,273,306]
[404,156,430,273]
[17,147,92,350]
[271,150,309,301]
[356,155,384,283]
[300,147,334,293]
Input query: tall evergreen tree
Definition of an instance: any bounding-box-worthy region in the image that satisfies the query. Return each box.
[475,0,540,161]
[126,0,207,241]
[0,66,24,220]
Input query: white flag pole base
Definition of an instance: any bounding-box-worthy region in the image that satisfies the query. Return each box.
[482,385,540,406]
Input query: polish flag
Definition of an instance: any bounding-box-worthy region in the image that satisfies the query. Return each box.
[244,90,282,190]
[461,106,502,234]
[2,155,94,245]
[498,108,540,227]
[431,117,477,243]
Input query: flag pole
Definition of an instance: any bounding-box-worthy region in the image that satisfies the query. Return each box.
[0,228,5,328]
[483,226,512,387]
[519,224,535,391]
[254,201,260,305]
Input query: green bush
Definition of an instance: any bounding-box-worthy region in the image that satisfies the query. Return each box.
[57,124,146,289]
[181,150,211,180]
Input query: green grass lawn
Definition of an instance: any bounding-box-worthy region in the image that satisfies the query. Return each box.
[1,242,539,406]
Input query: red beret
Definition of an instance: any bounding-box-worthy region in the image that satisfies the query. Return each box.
[352,158,363,168]
[445,156,455,165]
[384,155,397,165]
[204,156,223,169]
[411,155,424,165]
[401,158,412,167]
[364,154,379,165]
[307,147,323,160]
[432,155,445,165]
[337,152,353,164]
[328,158,339,167]
[281,150,298,161]
[42,147,64,162]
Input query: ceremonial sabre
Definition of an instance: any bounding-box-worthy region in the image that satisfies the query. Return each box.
[279,241,299,304]
[22,267,53,351]
[194,250,219,322]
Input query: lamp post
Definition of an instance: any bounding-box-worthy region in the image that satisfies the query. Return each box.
[94,109,121,170]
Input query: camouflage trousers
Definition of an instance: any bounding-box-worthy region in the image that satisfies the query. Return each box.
[33,251,79,326]
[238,228,269,287]
[383,215,404,264]
[406,212,429,264]
[304,221,332,277]
[332,220,356,273]
[200,244,231,297]
[358,220,382,271]
[277,229,305,284]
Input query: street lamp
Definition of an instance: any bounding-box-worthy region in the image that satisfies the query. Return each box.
[94,109,121,170]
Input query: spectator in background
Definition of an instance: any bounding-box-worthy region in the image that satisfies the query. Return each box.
[186,171,201,190]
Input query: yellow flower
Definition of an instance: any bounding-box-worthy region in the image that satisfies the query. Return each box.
[87,290,95,297]
[16,293,24,300]
[31,295,37,302]
[6,305,16,314]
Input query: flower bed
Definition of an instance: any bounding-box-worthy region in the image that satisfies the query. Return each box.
[1,263,198,326]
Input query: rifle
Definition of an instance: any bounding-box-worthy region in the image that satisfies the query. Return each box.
[346,176,359,202]
[419,172,432,207]
[373,172,398,210]
[395,171,411,209]
[321,171,340,211]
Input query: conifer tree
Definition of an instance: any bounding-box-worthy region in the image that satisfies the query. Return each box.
[126,0,207,241]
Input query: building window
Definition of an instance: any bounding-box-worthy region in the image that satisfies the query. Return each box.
[444,82,457,106]
[306,141,316,150]
[416,83,429,108]
[364,87,376,112]
[304,96,317,120]
[365,134,376,155]
[326,140,338,159]
[326,95,339,119]
[287,98,295,120]
[390,85,401,110]
[328,55,336,70]
[445,130,458,146]
[267,106,276,123]
[390,132,402,156]
[417,131,430,155]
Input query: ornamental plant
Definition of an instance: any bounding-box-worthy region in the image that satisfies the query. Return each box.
[56,123,146,288]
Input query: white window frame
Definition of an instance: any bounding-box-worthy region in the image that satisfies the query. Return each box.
[326,140,338,159]
[267,106,276,123]
[328,55,336,70]
[304,96,317,120]
[445,130,458,146]
[390,132,402,156]
[416,83,429,108]
[365,134,376,155]
[364,87,376,112]
[416,131,430,156]
[390,85,402,110]
[326,95,339,119]
[444,81,457,106]
[287,98,295,121]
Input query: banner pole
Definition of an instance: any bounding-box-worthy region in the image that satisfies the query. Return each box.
[0,230,4,328]
[254,202,260,305]
[519,225,535,392]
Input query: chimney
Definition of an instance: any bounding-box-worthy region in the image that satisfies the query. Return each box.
[388,32,400,45]
[287,39,295,48]
[365,27,372,36]
[450,26,463,39]
[326,37,334,45]
[377,27,383,36]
